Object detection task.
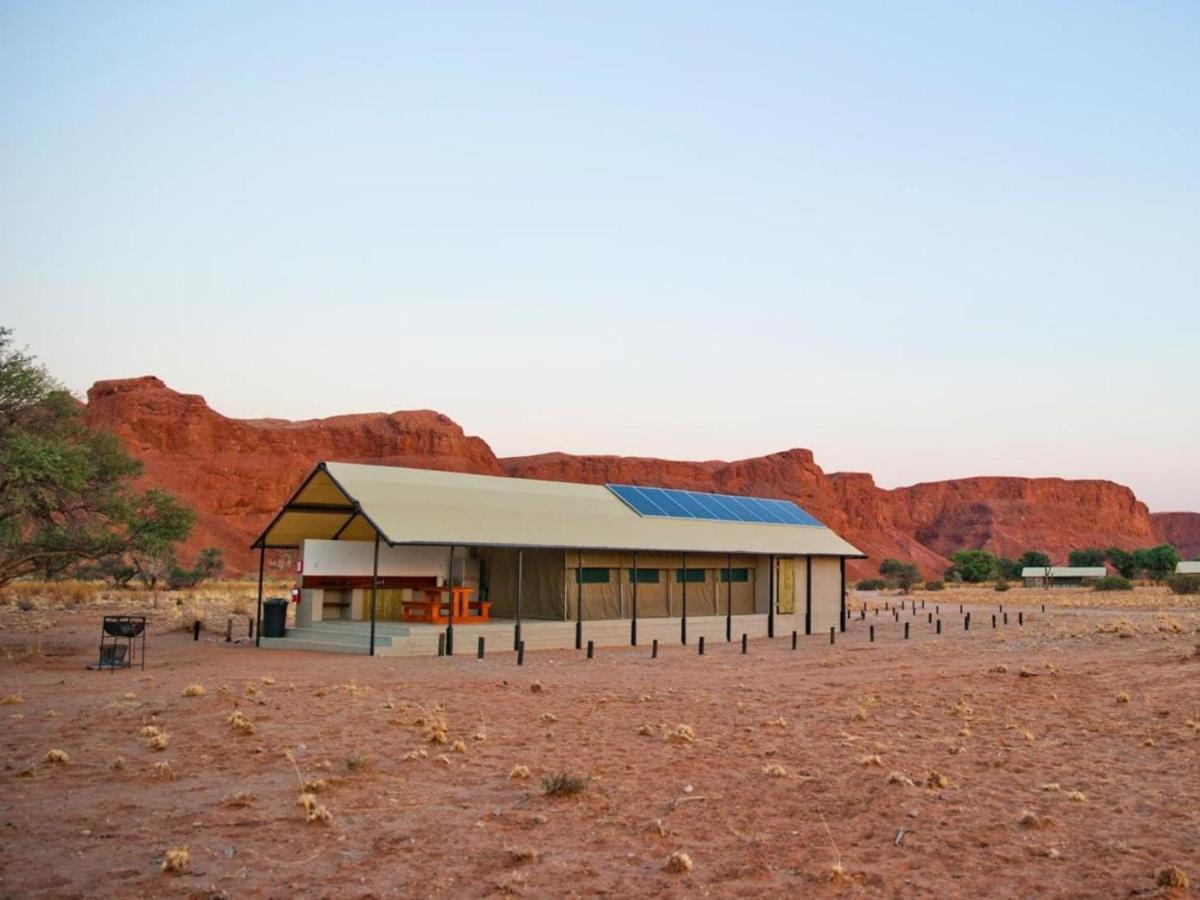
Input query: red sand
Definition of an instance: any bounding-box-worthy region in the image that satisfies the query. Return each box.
[2,598,1198,898]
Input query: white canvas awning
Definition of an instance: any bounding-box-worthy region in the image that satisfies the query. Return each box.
[252,462,865,558]
[1176,561,1200,575]
[1020,566,1107,578]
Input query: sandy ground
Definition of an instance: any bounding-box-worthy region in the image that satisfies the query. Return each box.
[1,591,1198,898]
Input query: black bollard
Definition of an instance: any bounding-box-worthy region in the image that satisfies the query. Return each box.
[936,619,942,634]
[830,626,836,645]
[791,630,798,650]
[698,636,705,656]
[517,641,525,666]
[1041,604,1045,613]
[652,639,658,659]
[1004,612,1008,625]
[587,640,594,659]
[904,622,909,640]
[991,615,996,629]
[225,617,232,643]
[446,627,454,656]
[437,633,446,656]
[248,618,253,639]
[861,609,865,620]
[192,620,201,641]
[928,612,933,624]
[477,636,485,660]
[1019,612,1024,626]
[965,613,971,631]
[631,618,637,647]
[870,624,875,642]
[960,604,964,614]
[741,633,748,654]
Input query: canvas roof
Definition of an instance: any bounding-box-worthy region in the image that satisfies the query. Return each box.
[1176,561,1200,575]
[252,462,865,558]
[1020,566,1107,578]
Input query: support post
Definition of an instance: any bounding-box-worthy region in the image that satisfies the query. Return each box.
[631,550,638,646]
[698,636,705,656]
[576,549,583,650]
[369,533,380,657]
[446,544,455,656]
[254,544,265,648]
[791,630,797,650]
[805,556,812,636]
[514,549,523,651]
[477,636,485,659]
[726,552,733,643]
[839,557,846,633]
[680,552,688,646]
[767,553,775,638]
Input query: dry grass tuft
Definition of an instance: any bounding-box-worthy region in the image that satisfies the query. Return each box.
[885,771,913,786]
[303,778,327,793]
[403,748,427,761]
[110,755,126,771]
[637,723,656,736]
[140,724,163,738]
[417,705,449,743]
[223,790,255,807]
[926,771,949,789]
[1117,692,1130,704]
[346,754,369,772]
[530,681,544,693]
[541,771,589,796]
[307,804,333,825]
[228,709,254,734]
[451,740,467,753]
[762,763,787,778]
[297,792,318,811]
[664,851,693,873]
[988,664,1009,674]
[853,705,868,722]
[148,731,170,752]
[538,712,557,725]
[509,764,532,779]
[260,675,276,685]
[505,846,540,865]
[1018,809,1053,829]
[160,846,189,875]
[762,716,787,727]
[859,754,883,766]
[663,724,695,744]
[153,761,174,779]
[1157,866,1189,889]
[1041,783,1061,792]
[435,753,451,766]
[43,748,69,765]
[2,693,23,705]
[1066,790,1086,802]
[182,684,205,698]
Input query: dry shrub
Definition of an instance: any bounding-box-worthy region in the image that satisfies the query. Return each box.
[663,724,695,744]
[541,771,589,796]
[885,771,913,786]
[1117,692,1130,704]
[346,754,369,772]
[110,755,126,771]
[140,724,163,738]
[472,730,487,742]
[1041,783,1061,792]
[451,740,467,754]
[1066,790,1086,802]
[161,846,189,875]
[762,763,787,778]
[538,712,557,725]
[404,749,427,761]
[853,706,868,722]
[509,765,532,779]
[530,681,544,693]
[1018,809,1053,829]
[1157,866,1189,889]
[988,664,1009,674]
[297,792,318,811]
[43,748,69,765]
[505,846,539,865]
[926,771,949,789]
[303,778,327,793]
[1,693,22,705]
[762,717,787,727]
[307,804,333,825]
[223,790,255,807]
[229,710,253,733]
[182,684,205,698]
[153,761,174,779]
[416,705,449,743]
[260,675,276,685]
[637,723,656,736]
[859,754,882,766]
[664,851,693,873]
[435,753,451,765]
[149,732,170,751]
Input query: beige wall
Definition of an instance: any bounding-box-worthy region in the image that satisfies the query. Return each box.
[810,556,843,634]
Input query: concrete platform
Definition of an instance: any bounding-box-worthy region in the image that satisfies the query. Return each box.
[259,613,790,657]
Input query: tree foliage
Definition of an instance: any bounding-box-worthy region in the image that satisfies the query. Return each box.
[1018,550,1052,570]
[0,327,195,587]
[1104,547,1136,579]
[1068,548,1105,567]
[1132,545,1180,581]
[946,550,998,583]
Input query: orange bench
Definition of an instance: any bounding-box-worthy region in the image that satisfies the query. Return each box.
[401,587,489,624]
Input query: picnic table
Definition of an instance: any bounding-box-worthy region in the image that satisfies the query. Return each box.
[401,586,490,624]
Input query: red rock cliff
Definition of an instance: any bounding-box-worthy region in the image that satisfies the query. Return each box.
[1151,512,1200,561]
[79,377,1190,579]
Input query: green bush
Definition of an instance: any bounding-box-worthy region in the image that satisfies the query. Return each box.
[1166,574,1200,596]
[923,580,944,591]
[1093,575,1133,592]
[993,579,1010,592]
[856,579,886,591]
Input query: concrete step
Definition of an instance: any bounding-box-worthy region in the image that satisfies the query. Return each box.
[277,627,395,647]
[259,637,370,654]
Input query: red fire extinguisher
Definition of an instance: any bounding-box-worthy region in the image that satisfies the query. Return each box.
[291,587,301,604]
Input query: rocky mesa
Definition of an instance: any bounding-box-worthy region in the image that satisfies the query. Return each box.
[82,377,1184,579]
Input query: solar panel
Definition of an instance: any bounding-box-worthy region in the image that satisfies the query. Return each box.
[606,484,823,527]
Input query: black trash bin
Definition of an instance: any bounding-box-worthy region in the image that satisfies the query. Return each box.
[262,598,288,638]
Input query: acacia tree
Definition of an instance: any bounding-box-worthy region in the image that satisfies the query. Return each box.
[0,328,195,587]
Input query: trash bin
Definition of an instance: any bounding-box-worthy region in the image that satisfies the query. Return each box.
[262,598,288,638]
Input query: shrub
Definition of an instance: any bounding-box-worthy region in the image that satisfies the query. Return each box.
[856,579,886,591]
[541,771,589,796]
[1166,574,1200,596]
[923,580,944,592]
[994,579,1010,592]
[1093,575,1133,592]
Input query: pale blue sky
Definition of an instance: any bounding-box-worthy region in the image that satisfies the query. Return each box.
[2,2,1197,510]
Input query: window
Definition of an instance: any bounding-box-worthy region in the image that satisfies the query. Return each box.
[576,567,610,584]
[720,568,750,583]
[674,568,705,583]
[627,568,660,584]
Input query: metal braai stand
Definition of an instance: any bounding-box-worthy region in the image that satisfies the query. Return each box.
[96,615,147,672]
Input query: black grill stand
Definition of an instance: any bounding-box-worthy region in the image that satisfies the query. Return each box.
[96,616,146,672]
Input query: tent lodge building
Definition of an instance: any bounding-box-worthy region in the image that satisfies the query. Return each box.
[1021,566,1107,588]
[252,462,865,656]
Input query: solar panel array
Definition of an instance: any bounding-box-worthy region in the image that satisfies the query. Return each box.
[606,484,823,527]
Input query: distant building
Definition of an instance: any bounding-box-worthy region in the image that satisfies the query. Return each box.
[1021,566,1107,588]
[1175,561,1200,576]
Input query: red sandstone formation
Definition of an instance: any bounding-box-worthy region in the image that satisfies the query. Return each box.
[1151,512,1200,561]
[80,377,1191,578]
